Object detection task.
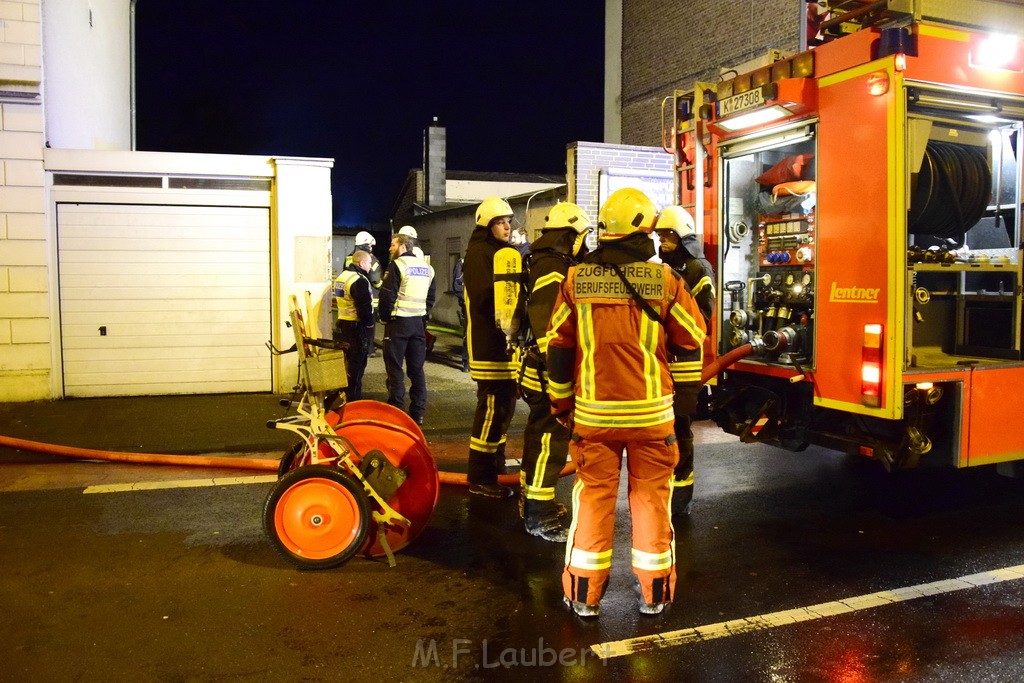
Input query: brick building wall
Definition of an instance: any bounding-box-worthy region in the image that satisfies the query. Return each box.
[0,0,47,400]
[567,141,674,223]
[620,0,803,147]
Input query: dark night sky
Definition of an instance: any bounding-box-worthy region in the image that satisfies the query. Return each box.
[134,1,605,227]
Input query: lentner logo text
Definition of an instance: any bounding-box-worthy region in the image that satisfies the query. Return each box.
[829,281,881,303]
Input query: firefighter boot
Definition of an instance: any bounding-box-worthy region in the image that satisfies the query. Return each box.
[468,483,513,499]
[524,500,570,542]
[633,577,669,616]
[671,470,694,517]
[563,596,600,618]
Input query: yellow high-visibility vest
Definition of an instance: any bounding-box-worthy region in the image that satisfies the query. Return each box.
[394,256,434,317]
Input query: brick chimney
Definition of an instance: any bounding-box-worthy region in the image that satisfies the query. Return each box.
[423,118,446,208]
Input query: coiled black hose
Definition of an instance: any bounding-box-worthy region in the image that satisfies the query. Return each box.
[908,141,991,240]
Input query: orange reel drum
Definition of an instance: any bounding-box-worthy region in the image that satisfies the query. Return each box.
[334,400,439,557]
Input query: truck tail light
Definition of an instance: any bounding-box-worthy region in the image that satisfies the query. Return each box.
[862,324,883,407]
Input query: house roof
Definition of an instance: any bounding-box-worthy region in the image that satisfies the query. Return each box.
[390,168,564,220]
[445,169,564,184]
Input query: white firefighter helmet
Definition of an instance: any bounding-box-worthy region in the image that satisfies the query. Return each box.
[398,225,418,239]
[475,197,514,227]
[544,202,592,234]
[656,205,696,238]
[355,231,375,247]
[597,188,658,241]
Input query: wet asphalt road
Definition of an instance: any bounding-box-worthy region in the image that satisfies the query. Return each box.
[3,336,1024,681]
[4,437,1024,682]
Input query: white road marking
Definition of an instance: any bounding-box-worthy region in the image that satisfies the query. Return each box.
[84,475,277,494]
[592,563,1024,659]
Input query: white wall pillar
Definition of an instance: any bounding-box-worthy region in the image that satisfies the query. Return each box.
[271,156,335,394]
[42,0,131,150]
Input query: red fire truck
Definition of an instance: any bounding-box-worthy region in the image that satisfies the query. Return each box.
[664,1,1024,472]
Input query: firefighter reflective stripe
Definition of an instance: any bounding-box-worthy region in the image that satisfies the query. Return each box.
[520,364,544,393]
[333,271,361,321]
[529,432,553,497]
[469,359,518,380]
[631,546,674,571]
[470,436,505,453]
[469,393,500,452]
[564,476,584,565]
[473,359,517,369]
[669,301,706,344]
[673,470,694,487]
[574,395,675,429]
[669,358,703,383]
[548,377,574,400]
[640,312,662,398]
[470,368,518,380]
[545,302,572,353]
[520,429,557,501]
[534,271,565,293]
[394,257,434,317]
[569,547,613,571]
[519,476,555,500]
[691,275,714,298]
[578,303,597,401]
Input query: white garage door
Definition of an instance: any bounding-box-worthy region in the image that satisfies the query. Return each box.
[57,203,272,397]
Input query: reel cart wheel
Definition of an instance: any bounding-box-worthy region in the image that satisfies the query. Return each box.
[335,401,438,558]
[263,466,370,570]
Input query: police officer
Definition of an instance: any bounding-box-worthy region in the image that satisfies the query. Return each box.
[333,250,376,401]
[378,233,435,425]
[547,188,706,618]
[518,202,592,541]
[655,206,716,517]
[463,197,519,498]
[398,225,426,260]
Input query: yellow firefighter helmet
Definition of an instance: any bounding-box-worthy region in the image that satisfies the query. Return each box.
[597,188,658,241]
[475,197,514,227]
[544,202,592,234]
[355,231,375,247]
[656,205,696,238]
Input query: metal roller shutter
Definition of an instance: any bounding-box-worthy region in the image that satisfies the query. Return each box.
[57,203,272,397]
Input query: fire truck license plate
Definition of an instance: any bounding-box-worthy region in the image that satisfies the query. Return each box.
[718,89,764,117]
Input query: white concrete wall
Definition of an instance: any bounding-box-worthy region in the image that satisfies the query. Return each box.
[41,0,131,150]
[272,156,335,389]
[1,0,47,400]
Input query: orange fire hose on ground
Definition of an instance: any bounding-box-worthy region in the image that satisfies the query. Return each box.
[0,435,280,471]
[0,344,755,487]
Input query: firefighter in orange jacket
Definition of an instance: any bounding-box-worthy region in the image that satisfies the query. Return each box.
[546,188,706,618]
[655,205,716,517]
